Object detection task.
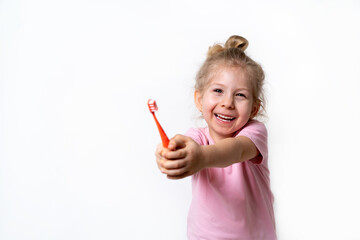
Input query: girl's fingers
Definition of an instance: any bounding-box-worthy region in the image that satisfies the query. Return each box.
[168,134,187,150]
[157,154,185,170]
[155,143,163,159]
[156,157,165,171]
[167,171,189,180]
[161,167,187,177]
[163,159,187,169]
[163,148,186,160]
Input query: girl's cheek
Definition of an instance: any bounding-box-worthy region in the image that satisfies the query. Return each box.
[205,95,218,105]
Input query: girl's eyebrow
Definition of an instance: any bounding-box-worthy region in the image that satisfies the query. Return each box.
[235,87,250,91]
[210,82,250,91]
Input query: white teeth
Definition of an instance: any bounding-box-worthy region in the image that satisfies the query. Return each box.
[216,114,235,121]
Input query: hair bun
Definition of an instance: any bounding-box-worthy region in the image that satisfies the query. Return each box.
[207,35,249,58]
[224,35,248,51]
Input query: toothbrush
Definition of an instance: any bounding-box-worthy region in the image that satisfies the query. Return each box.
[147,99,169,148]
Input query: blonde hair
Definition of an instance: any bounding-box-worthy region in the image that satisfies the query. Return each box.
[195,35,266,118]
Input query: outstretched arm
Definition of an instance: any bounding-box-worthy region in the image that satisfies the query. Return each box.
[155,134,259,179]
[202,136,259,168]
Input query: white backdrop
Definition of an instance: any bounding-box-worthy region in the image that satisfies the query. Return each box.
[1,1,360,239]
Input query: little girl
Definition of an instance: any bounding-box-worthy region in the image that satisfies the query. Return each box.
[155,35,276,240]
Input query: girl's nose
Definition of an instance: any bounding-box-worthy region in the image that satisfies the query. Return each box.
[221,95,235,109]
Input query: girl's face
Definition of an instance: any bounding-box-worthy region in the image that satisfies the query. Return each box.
[195,66,259,142]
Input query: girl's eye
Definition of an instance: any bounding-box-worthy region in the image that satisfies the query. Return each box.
[236,93,246,98]
[214,89,223,93]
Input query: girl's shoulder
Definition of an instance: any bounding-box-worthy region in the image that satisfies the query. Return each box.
[238,119,267,136]
[236,120,268,164]
[185,127,210,145]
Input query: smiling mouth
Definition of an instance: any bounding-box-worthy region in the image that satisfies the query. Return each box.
[215,113,236,122]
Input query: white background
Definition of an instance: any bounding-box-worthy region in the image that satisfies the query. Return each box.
[1,0,360,239]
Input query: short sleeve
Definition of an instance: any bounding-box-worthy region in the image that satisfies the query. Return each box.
[185,128,207,146]
[236,120,268,165]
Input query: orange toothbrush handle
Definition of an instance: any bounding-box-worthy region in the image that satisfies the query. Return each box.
[152,113,169,148]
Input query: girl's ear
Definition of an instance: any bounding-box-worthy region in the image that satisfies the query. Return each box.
[251,100,260,118]
[194,90,203,112]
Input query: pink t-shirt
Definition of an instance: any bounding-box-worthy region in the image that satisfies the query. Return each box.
[186,120,276,240]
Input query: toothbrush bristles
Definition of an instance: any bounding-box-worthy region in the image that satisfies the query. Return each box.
[147,99,158,112]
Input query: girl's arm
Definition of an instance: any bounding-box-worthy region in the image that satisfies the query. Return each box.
[202,136,259,168]
[156,134,259,179]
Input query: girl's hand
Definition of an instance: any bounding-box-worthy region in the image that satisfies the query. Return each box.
[155,135,205,180]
